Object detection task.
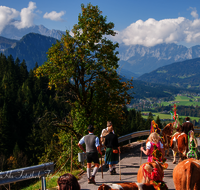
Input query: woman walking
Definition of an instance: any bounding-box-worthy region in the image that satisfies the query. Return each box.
[104,124,121,175]
[187,130,200,159]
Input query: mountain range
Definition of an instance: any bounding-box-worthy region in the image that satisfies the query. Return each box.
[1,26,200,91]
[118,43,200,76]
[0,24,64,40]
[1,24,200,77]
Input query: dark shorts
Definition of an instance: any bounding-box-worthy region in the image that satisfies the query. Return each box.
[86,152,99,164]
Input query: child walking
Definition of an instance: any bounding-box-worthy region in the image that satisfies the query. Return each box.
[140,132,166,163]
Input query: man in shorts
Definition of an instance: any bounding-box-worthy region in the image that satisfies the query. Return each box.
[78,125,102,184]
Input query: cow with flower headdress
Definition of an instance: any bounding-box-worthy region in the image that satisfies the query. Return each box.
[154,104,182,157]
[137,161,168,189]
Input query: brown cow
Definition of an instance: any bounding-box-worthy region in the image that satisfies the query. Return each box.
[161,123,173,156]
[170,132,188,164]
[137,161,168,183]
[173,158,200,190]
[97,182,168,190]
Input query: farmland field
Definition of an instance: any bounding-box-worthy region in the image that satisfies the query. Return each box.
[141,112,172,119]
[141,111,200,122]
[131,95,200,122]
[161,95,200,106]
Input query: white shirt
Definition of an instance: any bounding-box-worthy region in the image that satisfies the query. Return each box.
[146,141,163,150]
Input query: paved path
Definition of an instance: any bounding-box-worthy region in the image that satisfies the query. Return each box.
[78,140,177,190]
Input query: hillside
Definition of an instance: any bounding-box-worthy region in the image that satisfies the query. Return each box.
[0,36,18,52]
[3,33,57,71]
[137,57,200,89]
[120,76,200,102]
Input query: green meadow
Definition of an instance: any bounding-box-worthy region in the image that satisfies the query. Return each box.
[161,95,200,107]
[139,95,200,122]
[141,111,199,122]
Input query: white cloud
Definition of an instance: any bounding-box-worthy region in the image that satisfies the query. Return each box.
[191,10,198,19]
[112,9,200,47]
[189,7,198,19]
[0,6,19,33]
[43,11,65,21]
[13,1,37,29]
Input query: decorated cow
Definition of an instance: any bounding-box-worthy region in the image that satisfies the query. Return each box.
[170,132,188,164]
[161,123,173,156]
[137,161,168,184]
[173,158,200,190]
[97,182,168,190]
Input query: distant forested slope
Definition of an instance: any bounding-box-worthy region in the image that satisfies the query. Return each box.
[137,57,200,89]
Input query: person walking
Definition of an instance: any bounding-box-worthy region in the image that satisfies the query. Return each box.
[187,130,200,159]
[181,116,194,135]
[104,125,121,175]
[100,121,114,168]
[100,121,115,148]
[78,125,102,184]
[140,132,166,163]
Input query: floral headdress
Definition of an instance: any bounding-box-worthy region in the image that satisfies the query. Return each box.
[170,104,183,128]
[150,120,161,134]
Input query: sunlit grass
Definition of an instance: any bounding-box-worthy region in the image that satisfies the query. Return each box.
[141,112,199,123]
[141,112,172,120]
[174,96,190,101]
[161,95,200,106]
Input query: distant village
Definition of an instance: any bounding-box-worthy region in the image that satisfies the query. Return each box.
[128,93,200,111]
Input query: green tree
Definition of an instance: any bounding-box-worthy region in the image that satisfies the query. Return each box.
[156,115,162,129]
[145,112,154,130]
[35,3,134,137]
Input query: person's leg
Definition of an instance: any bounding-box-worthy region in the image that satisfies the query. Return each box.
[104,148,109,168]
[109,164,114,174]
[92,163,99,177]
[90,153,100,184]
[112,164,116,173]
[87,163,92,183]
[91,163,99,183]
[86,153,92,183]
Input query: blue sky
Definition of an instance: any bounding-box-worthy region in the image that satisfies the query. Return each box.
[1,0,200,47]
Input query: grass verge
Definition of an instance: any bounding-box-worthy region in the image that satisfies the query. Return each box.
[21,169,84,190]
